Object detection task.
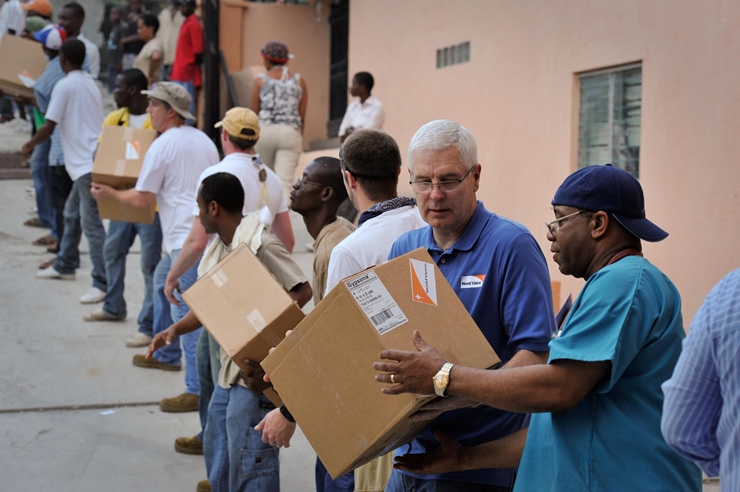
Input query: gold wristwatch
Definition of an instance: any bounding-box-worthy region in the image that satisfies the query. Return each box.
[433,362,455,397]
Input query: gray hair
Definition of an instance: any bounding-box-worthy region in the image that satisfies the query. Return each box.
[407,119,478,172]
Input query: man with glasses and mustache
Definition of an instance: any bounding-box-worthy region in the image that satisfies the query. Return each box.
[365,119,555,492]
[373,162,701,492]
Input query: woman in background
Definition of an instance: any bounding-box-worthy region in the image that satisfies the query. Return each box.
[132,13,162,88]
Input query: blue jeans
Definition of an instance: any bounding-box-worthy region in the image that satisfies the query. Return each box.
[102,215,162,332]
[316,459,354,492]
[53,173,106,290]
[385,472,512,492]
[197,330,222,441]
[30,139,55,234]
[152,248,201,395]
[171,80,196,124]
[204,384,280,492]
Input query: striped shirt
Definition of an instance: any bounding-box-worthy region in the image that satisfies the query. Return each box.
[33,57,66,167]
[662,268,740,492]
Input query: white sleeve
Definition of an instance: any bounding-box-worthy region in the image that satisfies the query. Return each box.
[44,82,67,124]
[135,142,167,194]
[87,45,101,79]
[324,244,362,298]
[272,188,289,215]
[338,105,352,137]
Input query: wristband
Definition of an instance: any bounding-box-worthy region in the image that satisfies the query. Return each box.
[279,403,295,423]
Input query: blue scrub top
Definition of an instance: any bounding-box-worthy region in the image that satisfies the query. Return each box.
[389,201,555,487]
[515,256,702,492]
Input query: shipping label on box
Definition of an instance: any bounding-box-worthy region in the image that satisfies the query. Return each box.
[0,35,47,101]
[92,125,158,224]
[183,243,306,406]
[262,248,500,479]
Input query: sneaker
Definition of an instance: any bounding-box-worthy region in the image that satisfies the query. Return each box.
[125,333,152,348]
[196,480,211,492]
[160,393,199,413]
[24,217,46,228]
[80,287,106,304]
[32,235,57,246]
[83,309,124,322]
[36,266,74,280]
[175,435,204,455]
[132,354,180,371]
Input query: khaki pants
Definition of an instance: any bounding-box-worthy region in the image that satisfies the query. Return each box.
[354,453,394,492]
[255,123,303,202]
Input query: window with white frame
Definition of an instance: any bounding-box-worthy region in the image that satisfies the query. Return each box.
[577,63,642,178]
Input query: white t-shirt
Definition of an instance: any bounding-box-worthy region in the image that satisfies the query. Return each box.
[193,152,288,226]
[45,70,104,181]
[136,125,219,253]
[77,33,101,79]
[325,205,426,296]
[128,113,149,129]
[338,96,385,137]
[0,0,24,39]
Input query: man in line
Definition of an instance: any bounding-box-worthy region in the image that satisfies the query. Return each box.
[169,0,202,121]
[57,3,100,79]
[338,72,384,143]
[662,268,740,491]
[148,172,312,492]
[84,69,164,353]
[91,82,219,412]
[289,156,355,306]
[255,129,427,492]
[374,163,701,491]
[119,0,146,70]
[167,107,293,456]
[23,39,107,305]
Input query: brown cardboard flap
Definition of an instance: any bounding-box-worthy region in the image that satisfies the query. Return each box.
[0,35,47,101]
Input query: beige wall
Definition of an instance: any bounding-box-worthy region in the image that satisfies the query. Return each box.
[220,1,330,148]
[348,0,740,324]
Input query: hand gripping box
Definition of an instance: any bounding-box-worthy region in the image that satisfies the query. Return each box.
[182,243,306,406]
[92,125,158,224]
[0,35,48,101]
[261,248,500,479]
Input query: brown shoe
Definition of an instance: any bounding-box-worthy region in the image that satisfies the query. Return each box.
[46,243,59,254]
[132,354,181,371]
[83,310,125,322]
[24,217,46,228]
[160,393,198,413]
[32,235,57,246]
[196,480,211,492]
[175,435,204,455]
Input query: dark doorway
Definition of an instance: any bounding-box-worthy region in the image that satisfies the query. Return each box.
[327,0,349,138]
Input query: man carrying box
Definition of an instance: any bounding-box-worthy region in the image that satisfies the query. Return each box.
[24,39,108,305]
[369,119,556,492]
[374,163,701,491]
[83,69,164,353]
[91,82,219,411]
[147,172,312,492]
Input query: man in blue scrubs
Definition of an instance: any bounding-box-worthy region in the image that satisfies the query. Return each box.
[379,119,556,491]
[375,164,701,491]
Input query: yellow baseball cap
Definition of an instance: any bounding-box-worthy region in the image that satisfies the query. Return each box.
[214,107,260,140]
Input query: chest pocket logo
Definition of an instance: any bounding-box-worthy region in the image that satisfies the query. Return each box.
[461,275,486,289]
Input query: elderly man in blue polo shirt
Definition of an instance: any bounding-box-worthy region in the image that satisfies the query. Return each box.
[375,164,701,491]
[377,119,556,491]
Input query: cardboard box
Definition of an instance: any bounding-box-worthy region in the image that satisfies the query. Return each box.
[0,34,48,101]
[183,243,306,406]
[262,248,500,479]
[92,125,158,224]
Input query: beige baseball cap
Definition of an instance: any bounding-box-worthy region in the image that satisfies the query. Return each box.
[214,107,260,140]
[142,82,195,121]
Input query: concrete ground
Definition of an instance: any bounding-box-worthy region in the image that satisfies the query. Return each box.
[0,120,721,491]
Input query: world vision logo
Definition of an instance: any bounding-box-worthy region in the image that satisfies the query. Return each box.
[410,259,437,306]
[125,141,140,160]
[461,275,486,289]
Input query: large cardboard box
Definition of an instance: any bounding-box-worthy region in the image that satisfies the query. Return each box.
[262,248,500,479]
[92,125,158,224]
[0,34,48,101]
[183,243,306,406]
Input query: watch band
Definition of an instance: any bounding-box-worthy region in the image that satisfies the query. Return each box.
[279,403,296,423]
[435,362,455,397]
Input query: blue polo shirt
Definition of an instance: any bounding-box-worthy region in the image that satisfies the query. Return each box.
[389,201,555,487]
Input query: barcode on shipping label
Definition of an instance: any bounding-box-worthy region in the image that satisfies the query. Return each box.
[345,271,408,335]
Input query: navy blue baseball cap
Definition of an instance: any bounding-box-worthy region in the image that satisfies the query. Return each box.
[552,164,668,242]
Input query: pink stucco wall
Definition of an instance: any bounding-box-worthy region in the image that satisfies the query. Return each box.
[347,0,740,324]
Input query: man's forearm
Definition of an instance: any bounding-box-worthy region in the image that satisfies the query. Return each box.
[27,121,55,147]
[459,427,527,470]
[173,311,203,336]
[111,188,155,208]
[168,237,205,282]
